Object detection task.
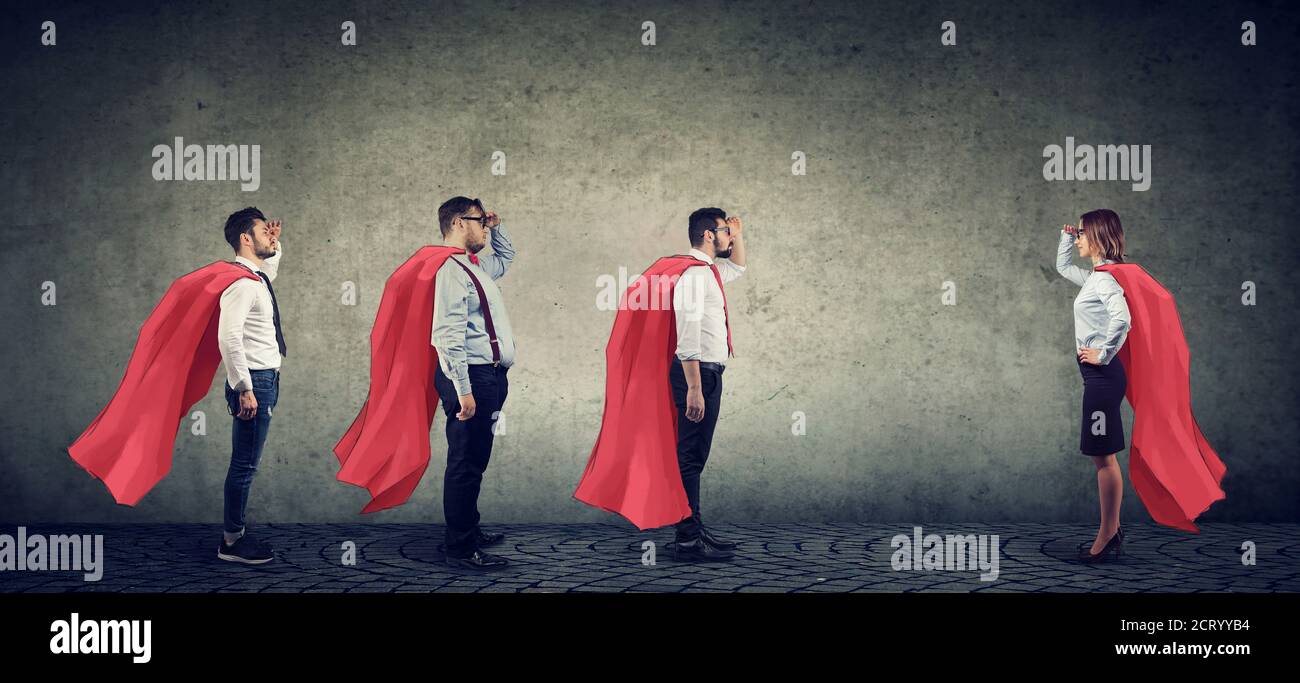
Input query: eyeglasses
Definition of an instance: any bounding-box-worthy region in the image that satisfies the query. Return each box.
[709,226,731,235]
[460,215,486,224]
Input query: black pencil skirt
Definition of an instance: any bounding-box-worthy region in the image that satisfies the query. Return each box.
[1078,354,1127,456]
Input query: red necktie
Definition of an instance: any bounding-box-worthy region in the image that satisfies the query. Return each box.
[468,253,480,265]
[708,264,734,357]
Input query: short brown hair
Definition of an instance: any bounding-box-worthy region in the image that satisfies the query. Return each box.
[437,196,484,238]
[1080,209,1126,263]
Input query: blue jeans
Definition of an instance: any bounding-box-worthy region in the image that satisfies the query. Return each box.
[223,369,279,534]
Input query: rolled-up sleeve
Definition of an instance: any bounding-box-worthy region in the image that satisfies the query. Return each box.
[476,225,515,280]
[715,258,745,284]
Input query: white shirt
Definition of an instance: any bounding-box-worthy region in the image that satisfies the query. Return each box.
[673,248,745,365]
[1055,232,1131,364]
[218,243,284,392]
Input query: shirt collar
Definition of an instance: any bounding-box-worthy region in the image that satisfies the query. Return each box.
[234,255,261,274]
[688,248,714,265]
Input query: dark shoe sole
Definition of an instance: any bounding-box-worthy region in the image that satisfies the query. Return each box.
[217,550,273,565]
[1076,543,1123,563]
[673,551,735,563]
[445,557,509,570]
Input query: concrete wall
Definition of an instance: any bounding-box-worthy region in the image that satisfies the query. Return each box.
[2,0,1296,526]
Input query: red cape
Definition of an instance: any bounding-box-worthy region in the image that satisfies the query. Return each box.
[68,262,262,505]
[334,246,466,513]
[574,255,711,529]
[1096,263,1227,532]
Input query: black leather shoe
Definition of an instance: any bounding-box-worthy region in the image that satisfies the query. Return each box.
[446,550,509,570]
[700,526,737,551]
[673,537,734,562]
[477,530,505,547]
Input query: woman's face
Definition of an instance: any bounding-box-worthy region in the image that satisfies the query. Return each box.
[1076,227,1093,259]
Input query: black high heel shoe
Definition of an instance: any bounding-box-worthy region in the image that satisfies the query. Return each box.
[1078,525,1123,563]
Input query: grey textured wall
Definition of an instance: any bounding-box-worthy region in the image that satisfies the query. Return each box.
[2,0,1297,527]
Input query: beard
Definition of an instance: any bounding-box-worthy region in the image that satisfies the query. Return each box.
[255,241,277,259]
[467,235,488,254]
[715,246,732,259]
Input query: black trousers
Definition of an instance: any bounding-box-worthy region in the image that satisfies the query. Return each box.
[669,359,723,540]
[433,363,509,558]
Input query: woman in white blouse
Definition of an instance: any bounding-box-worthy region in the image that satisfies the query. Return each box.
[1056,209,1132,563]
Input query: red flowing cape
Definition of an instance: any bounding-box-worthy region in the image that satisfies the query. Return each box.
[334,246,466,513]
[574,255,710,529]
[1096,263,1227,532]
[68,262,262,505]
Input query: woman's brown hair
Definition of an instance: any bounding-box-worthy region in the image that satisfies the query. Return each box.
[1080,209,1126,263]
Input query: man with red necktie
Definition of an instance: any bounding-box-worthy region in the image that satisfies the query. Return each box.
[427,198,516,569]
[668,208,746,560]
[335,196,516,571]
[575,207,747,562]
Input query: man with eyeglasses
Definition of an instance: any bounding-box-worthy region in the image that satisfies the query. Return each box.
[335,196,517,571]
[666,208,746,560]
[576,207,748,562]
[428,197,517,569]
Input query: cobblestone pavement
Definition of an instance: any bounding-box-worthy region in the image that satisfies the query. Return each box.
[0,523,1295,593]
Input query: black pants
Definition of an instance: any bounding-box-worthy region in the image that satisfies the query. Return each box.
[669,359,723,540]
[433,363,509,558]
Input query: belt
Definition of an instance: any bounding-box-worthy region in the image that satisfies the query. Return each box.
[674,358,725,375]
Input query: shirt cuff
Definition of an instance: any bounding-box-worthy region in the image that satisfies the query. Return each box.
[451,376,473,397]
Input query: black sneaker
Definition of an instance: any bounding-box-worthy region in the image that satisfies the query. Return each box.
[217,535,274,565]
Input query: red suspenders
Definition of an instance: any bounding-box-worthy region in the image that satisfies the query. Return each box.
[448,256,502,365]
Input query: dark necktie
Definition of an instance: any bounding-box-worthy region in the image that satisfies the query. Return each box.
[256,271,288,357]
